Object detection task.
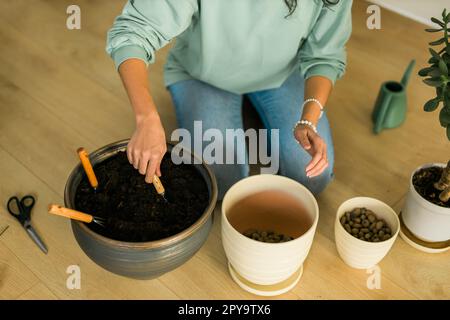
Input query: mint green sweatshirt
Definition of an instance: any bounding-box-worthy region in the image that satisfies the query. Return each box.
[106,0,352,94]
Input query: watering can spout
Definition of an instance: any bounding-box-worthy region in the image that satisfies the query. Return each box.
[401,60,416,88]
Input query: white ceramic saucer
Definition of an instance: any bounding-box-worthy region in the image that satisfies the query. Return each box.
[228,263,303,296]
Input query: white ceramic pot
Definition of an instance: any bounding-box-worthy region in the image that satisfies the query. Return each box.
[335,197,399,269]
[221,175,319,287]
[402,163,450,242]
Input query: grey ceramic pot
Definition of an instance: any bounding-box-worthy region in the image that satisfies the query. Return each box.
[64,139,218,279]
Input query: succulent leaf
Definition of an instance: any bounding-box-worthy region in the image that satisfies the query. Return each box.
[426,28,444,33]
[420,8,450,140]
[440,107,450,126]
[430,38,446,46]
[432,17,445,28]
[439,58,449,75]
[424,98,440,111]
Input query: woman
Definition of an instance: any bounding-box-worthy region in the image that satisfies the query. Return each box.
[106,0,352,199]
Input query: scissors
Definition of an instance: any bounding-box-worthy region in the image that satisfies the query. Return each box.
[7,195,48,254]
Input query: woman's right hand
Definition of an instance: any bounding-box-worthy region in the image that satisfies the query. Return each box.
[127,114,167,183]
[117,58,167,183]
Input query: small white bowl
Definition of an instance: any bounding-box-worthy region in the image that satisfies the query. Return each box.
[334,197,400,269]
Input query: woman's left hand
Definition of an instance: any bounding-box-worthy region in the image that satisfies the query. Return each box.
[294,124,329,178]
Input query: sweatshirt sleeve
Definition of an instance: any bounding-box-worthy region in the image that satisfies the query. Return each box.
[298,0,353,84]
[106,0,198,69]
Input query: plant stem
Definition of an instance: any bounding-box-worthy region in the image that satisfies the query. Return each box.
[435,160,450,202]
[440,186,450,202]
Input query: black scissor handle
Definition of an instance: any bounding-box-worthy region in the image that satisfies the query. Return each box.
[7,196,21,217]
[7,195,35,221]
[20,195,35,211]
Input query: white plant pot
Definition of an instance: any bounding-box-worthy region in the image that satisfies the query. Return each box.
[334,197,399,269]
[221,174,319,289]
[402,163,450,243]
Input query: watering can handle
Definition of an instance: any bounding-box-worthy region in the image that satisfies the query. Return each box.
[401,60,416,88]
[373,94,392,134]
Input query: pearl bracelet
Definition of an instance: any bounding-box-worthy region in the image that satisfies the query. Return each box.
[293,120,318,134]
[303,98,324,119]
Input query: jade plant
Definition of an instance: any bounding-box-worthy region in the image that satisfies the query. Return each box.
[418,8,450,203]
[418,8,450,140]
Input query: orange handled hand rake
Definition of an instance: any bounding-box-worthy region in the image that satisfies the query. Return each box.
[48,204,106,227]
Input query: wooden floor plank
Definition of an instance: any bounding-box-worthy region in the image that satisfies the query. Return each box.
[0,20,134,148]
[0,66,97,196]
[17,282,58,300]
[0,241,40,299]
[293,233,417,300]
[0,0,177,133]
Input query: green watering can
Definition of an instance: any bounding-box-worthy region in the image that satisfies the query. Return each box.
[372,60,416,134]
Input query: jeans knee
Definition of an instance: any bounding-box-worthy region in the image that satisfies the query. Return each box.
[283,166,333,196]
[305,169,334,195]
[212,163,249,200]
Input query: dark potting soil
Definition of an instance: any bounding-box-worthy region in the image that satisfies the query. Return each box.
[412,166,450,208]
[74,151,209,242]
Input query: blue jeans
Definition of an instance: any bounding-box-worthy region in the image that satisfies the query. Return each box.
[168,71,334,199]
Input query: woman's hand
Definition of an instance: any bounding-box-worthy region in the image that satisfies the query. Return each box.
[127,114,167,183]
[117,59,167,184]
[294,124,328,178]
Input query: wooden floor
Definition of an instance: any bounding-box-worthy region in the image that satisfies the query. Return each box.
[0,0,449,300]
